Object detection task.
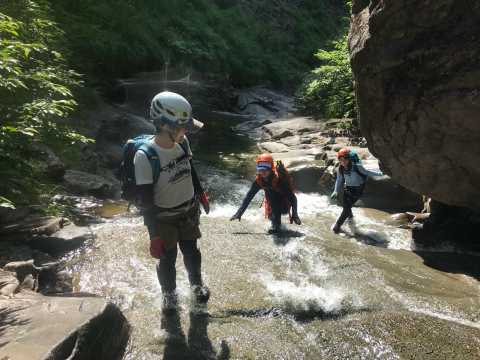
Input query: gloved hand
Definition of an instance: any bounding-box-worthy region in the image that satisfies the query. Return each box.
[331,192,339,199]
[150,235,167,259]
[229,214,241,221]
[199,192,210,214]
[291,216,301,225]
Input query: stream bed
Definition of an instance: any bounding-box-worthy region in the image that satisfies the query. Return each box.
[64,111,480,359]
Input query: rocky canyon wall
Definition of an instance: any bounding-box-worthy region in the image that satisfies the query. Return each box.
[348,0,480,211]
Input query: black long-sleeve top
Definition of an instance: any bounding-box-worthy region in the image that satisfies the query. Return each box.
[234,176,298,219]
[138,159,204,238]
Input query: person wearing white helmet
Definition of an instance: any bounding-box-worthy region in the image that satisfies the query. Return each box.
[134,91,210,315]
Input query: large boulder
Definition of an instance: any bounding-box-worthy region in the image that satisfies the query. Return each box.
[0,291,129,360]
[0,217,92,255]
[29,143,66,182]
[0,269,20,298]
[62,170,117,198]
[348,0,480,211]
[290,165,327,193]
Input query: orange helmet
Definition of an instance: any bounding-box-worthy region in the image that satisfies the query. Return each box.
[257,153,274,170]
[337,148,351,159]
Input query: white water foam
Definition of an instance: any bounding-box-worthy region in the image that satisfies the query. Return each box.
[260,272,346,314]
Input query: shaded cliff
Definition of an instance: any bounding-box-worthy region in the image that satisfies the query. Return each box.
[348,0,480,211]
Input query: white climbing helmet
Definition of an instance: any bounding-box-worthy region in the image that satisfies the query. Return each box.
[150,91,203,133]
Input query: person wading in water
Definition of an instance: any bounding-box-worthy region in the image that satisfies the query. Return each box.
[331,148,384,234]
[134,91,211,315]
[230,153,301,230]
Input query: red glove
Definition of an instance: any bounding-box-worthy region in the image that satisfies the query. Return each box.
[199,192,210,214]
[150,236,167,259]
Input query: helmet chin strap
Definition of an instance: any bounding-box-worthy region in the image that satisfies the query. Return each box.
[166,119,184,144]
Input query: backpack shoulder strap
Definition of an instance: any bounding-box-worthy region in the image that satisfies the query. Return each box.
[136,139,161,184]
[353,162,368,181]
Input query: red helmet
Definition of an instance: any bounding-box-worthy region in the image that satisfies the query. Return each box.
[337,148,351,159]
[257,153,274,170]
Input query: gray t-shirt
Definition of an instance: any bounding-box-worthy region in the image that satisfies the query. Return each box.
[134,136,194,209]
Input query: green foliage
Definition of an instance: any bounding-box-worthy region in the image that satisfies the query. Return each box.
[42,188,79,223]
[0,196,15,209]
[294,34,356,119]
[0,0,92,205]
[45,0,349,88]
[335,118,357,131]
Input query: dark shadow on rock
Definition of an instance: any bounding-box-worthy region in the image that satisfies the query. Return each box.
[342,223,389,248]
[412,219,480,251]
[232,232,265,236]
[0,306,30,348]
[268,229,304,246]
[211,305,373,324]
[413,250,480,282]
[291,307,376,323]
[161,307,230,360]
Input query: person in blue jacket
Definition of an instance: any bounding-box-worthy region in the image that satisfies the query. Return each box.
[331,148,384,233]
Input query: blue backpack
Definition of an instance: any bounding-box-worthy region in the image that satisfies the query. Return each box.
[119,135,190,207]
[349,150,368,181]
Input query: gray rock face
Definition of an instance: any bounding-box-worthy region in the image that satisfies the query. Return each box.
[0,217,92,255]
[0,269,20,298]
[62,170,116,199]
[233,87,294,116]
[348,0,480,211]
[29,143,66,182]
[26,222,93,254]
[290,165,327,193]
[0,291,129,360]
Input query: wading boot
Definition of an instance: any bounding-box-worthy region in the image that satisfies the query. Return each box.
[192,282,210,303]
[333,223,341,234]
[162,291,178,316]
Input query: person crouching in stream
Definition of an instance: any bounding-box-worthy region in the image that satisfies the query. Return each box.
[230,153,301,230]
[331,148,384,234]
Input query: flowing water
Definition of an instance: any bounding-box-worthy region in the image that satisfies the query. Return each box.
[65,110,480,359]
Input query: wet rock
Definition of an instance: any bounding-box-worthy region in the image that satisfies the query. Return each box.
[0,291,130,360]
[290,165,327,193]
[40,269,73,294]
[233,87,293,116]
[317,169,337,196]
[92,105,154,141]
[357,176,424,211]
[0,216,92,255]
[384,213,411,227]
[258,142,290,153]
[4,259,37,283]
[0,217,64,237]
[29,143,66,182]
[272,129,294,140]
[62,170,117,199]
[0,205,31,225]
[348,0,480,211]
[413,219,480,248]
[20,274,37,291]
[278,135,302,147]
[263,117,324,136]
[315,152,329,161]
[405,212,430,222]
[94,141,124,169]
[0,269,20,298]
[470,213,480,224]
[26,222,93,254]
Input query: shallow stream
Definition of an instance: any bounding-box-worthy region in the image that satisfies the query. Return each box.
[65,111,480,359]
